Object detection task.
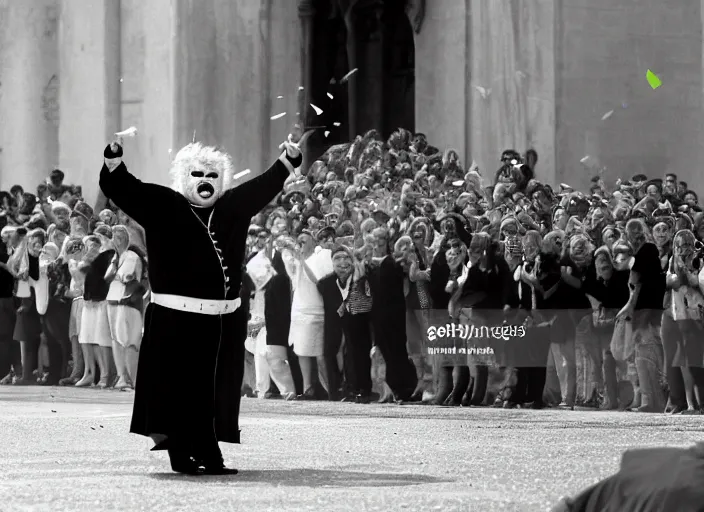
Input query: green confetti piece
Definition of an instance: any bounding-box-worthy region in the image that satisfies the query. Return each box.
[646,69,662,89]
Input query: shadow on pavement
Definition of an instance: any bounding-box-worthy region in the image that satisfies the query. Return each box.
[150,468,449,487]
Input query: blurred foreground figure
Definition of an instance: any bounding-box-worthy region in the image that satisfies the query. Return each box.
[552,443,704,511]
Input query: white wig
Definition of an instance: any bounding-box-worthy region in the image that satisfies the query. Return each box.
[169,142,235,194]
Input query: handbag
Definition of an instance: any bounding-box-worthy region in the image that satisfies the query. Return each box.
[610,316,634,362]
[118,280,146,311]
[346,278,373,314]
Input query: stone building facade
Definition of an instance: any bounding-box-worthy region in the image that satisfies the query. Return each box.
[0,0,702,205]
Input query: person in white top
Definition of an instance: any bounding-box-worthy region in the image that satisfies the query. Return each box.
[10,228,44,385]
[666,229,704,414]
[288,231,326,399]
[59,238,87,386]
[106,225,144,390]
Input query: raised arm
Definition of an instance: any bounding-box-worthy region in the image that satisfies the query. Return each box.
[220,137,303,219]
[99,143,175,229]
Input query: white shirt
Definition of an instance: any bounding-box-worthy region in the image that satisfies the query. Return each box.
[106,250,143,301]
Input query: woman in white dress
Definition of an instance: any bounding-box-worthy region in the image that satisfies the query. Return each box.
[288,231,326,398]
[76,229,116,388]
[106,225,144,389]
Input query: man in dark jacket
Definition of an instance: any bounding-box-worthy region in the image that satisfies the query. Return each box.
[318,245,374,402]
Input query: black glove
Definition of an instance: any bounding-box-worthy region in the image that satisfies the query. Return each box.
[285,152,303,169]
[104,143,123,159]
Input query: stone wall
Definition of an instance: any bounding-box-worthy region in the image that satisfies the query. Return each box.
[557,0,703,191]
[413,0,703,192]
[413,0,556,185]
[414,0,470,166]
[2,0,704,199]
[0,0,59,192]
[58,0,121,204]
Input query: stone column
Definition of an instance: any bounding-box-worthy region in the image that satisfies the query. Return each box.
[140,0,175,187]
[0,0,59,191]
[413,0,469,161]
[58,0,121,205]
[342,1,360,141]
[172,0,266,183]
[298,0,315,173]
[354,0,385,135]
[469,0,555,184]
[268,0,301,169]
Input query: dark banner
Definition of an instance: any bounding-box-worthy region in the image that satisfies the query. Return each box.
[415,308,602,367]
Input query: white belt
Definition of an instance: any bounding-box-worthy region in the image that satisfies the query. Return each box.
[151,292,241,316]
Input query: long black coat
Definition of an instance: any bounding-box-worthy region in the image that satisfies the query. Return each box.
[368,256,417,400]
[99,147,294,446]
[264,250,291,347]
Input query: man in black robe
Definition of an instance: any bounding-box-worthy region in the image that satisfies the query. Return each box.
[99,135,302,475]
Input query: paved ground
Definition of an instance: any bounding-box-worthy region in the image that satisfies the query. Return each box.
[0,387,702,512]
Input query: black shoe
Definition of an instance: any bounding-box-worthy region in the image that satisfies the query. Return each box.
[407,391,423,403]
[297,387,318,401]
[201,463,239,476]
[527,401,546,410]
[168,450,204,476]
[355,394,370,404]
[199,454,238,476]
[312,382,329,400]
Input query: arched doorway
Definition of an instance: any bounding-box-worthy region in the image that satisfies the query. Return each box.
[304,0,416,163]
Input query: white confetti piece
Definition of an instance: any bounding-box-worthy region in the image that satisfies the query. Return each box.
[234,169,251,179]
[324,131,330,137]
[473,86,491,99]
[333,122,341,127]
[115,126,137,137]
[277,95,283,99]
[580,155,590,164]
[340,68,358,83]
[270,112,286,120]
[601,110,614,120]
[119,78,123,83]
[298,86,304,91]
[168,148,172,154]
[452,180,465,187]
[327,92,333,99]
[311,104,323,115]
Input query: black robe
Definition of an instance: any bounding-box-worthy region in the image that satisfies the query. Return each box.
[264,250,291,348]
[99,149,294,447]
[368,256,417,400]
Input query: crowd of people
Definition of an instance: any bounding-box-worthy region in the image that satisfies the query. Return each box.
[0,171,147,389]
[2,127,704,415]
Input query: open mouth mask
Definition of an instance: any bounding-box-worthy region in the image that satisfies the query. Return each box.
[196,182,215,199]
